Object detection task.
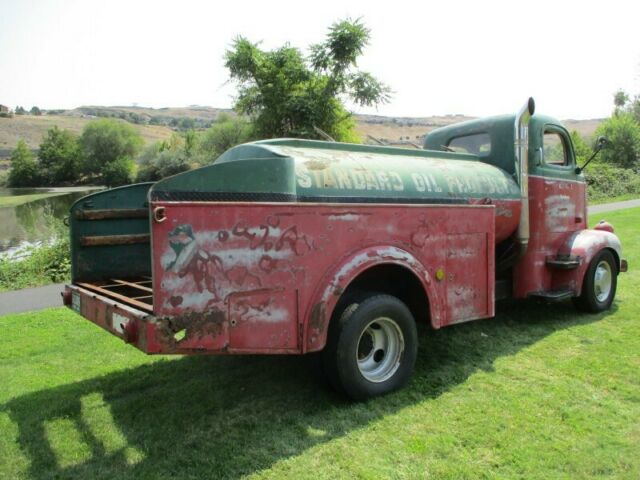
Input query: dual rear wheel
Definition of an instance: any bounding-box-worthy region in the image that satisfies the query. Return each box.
[322,294,418,401]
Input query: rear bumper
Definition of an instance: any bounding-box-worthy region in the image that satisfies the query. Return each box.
[63,284,157,353]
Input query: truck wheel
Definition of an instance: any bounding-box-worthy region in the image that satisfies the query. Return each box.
[322,294,418,400]
[573,249,617,313]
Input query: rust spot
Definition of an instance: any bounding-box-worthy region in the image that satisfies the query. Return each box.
[169,295,183,307]
[156,308,226,351]
[309,302,326,333]
[333,285,344,297]
[217,230,229,242]
[259,255,278,272]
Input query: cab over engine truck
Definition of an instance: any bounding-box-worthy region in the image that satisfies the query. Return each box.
[63,99,627,400]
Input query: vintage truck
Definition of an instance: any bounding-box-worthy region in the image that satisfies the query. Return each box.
[63,99,627,399]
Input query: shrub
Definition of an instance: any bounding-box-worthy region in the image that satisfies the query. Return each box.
[8,140,40,187]
[38,126,82,185]
[101,156,135,187]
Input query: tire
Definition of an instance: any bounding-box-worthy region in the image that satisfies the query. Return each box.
[322,293,418,400]
[573,249,617,313]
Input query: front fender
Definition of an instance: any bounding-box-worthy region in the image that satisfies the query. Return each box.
[303,245,442,353]
[557,229,623,293]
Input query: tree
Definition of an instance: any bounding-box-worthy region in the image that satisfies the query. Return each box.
[595,113,640,170]
[224,18,391,142]
[30,106,42,116]
[15,106,26,115]
[136,134,192,182]
[38,126,82,185]
[80,119,143,181]
[8,140,39,187]
[569,130,592,167]
[196,113,254,163]
[613,89,629,113]
[101,156,135,187]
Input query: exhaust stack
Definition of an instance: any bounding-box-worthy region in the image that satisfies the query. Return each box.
[515,97,535,256]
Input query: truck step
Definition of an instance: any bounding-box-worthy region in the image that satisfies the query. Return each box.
[529,289,575,302]
[546,255,581,269]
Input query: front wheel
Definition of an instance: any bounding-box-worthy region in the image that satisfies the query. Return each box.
[322,294,418,400]
[573,249,617,313]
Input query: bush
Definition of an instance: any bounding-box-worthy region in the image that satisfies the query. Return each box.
[136,134,192,182]
[595,113,640,169]
[195,114,255,164]
[38,126,82,185]
[80,119,143,181]
[8,140,40,187]
[0,216,70,291]
[584,163,640,201]
[101,156,135,187]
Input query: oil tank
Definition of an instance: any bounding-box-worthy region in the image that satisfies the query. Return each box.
[151,139,522,243]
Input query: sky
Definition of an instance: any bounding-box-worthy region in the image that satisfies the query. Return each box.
[1,0,639,120]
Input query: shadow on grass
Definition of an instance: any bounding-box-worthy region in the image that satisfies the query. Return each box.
[3,299,613,479]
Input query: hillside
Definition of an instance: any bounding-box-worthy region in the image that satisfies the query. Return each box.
[0,114,173,162]
[0,106,604,161]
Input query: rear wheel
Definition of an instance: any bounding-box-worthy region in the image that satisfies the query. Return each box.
[573,250,617,313]
[322,294,418,400]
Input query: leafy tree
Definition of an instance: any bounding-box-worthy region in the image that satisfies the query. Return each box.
[595,113,640,170]
[196,114,254,163]
[613,89,629,113]
[136,133,192,182]
[101,156,135,187]
[8,140,39,186]
[38,126,82,185]
[224,18,390,142]
[569,130,592,167]
[15,106,26,115]
[80,119,143,181]
[30,106,42,116]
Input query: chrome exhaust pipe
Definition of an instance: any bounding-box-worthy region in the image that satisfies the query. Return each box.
[515,97,535,256]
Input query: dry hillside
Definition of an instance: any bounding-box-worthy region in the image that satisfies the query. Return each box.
[0,106,603,161]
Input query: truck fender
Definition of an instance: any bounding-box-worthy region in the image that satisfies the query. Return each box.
[559,229,623,293]
[303,245,442,353]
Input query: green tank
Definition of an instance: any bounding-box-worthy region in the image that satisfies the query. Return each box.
[151,138,521,204]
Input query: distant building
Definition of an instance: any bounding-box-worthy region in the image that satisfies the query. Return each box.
[0,105,9,114]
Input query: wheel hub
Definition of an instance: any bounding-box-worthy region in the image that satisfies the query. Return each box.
[594,260,612,303]
[356,317,405,383]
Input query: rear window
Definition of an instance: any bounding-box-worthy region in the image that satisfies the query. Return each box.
[447,133,491,156]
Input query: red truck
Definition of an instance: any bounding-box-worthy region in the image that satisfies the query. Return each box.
[63,99,627,399]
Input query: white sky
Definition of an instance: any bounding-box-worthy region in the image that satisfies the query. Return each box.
[1,0,639,119]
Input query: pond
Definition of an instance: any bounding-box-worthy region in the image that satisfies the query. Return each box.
[0,187,102,257]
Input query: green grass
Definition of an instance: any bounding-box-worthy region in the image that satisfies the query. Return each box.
[1,208,639,479]
[0,192,65,208]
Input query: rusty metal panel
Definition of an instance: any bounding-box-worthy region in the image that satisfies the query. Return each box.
[513,175,587,298]
[149,201,495,354]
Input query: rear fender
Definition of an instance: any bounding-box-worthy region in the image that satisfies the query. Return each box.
[303,245,442,353]
[556,229,623,294]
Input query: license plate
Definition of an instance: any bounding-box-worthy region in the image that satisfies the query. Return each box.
[72,291,81,313]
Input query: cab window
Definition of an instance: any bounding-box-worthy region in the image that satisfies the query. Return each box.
[543,131,568,166]
[447,133,491,156]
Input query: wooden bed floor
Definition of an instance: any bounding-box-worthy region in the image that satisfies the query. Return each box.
[76,276,153,312]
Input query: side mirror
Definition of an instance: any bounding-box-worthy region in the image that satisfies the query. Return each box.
[575,136,609,174]
[594,136,608,151]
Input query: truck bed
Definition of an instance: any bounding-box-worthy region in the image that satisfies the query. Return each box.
[75,276,153,312]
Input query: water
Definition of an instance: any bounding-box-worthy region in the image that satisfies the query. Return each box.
[0,187,102,257]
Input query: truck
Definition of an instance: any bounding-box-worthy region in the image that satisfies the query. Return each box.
[63,99,628,400]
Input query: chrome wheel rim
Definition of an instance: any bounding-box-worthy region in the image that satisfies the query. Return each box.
[356,317,404,383]
[594,261,613,303]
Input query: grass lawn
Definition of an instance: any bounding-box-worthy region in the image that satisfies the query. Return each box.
[0,192,65,208]
[1,208,639,479]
